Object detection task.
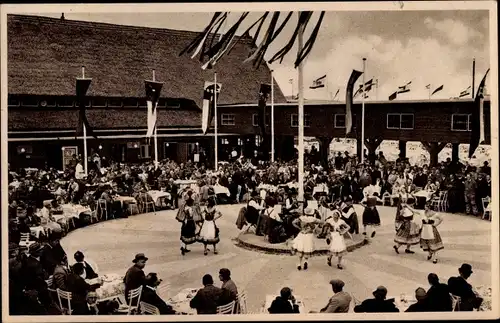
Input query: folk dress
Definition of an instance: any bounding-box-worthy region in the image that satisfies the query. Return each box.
[291,216,318,255]
[326,218,350,257]
[394,205,421,246]
[420,210,444,253]
[180,206,198,245]
[362,196,381,227]
[198,206,220,245]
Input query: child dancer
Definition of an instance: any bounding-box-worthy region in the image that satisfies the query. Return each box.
[291,208,322,271]
[326,210,351,269]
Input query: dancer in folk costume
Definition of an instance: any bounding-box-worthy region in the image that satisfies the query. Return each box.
[420,201,444,263]
[198,198,222,255]
[325,210,351,269]
[291,208,323,271]
[393,198,422,254]
[339,196,359,235]
[177,198,199,255]
[361,192,382,239]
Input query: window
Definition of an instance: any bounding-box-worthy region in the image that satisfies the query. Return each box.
[140,145,150,158]
[8,96,20,107]
[40,98,56,108]
[123,98,139,107]
[22,97,39,107]
[386,113,414,130]
[156,98,167,108]
[75,99,91,108]
[107,98,123,108]
[92,98,107,108]
[334,114,346,128]
[57,98,75,108]
[252,114,270,126]
[221,114,235,126]
[291,114,311,127]
[451,114,472,131]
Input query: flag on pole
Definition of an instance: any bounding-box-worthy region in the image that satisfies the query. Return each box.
[145,81,163,137]
[333,88,340,100]
[258,83,272,157]
[431,84,444,96]
[425,84,431,89]
[345,69,363,134]
[468,69,489,158]
[309,75,326,89]
[459,86,472,98]
[202,81,222,134]
[75,78,96,138]
[397,81,412,94]
[388,91,398,101]
[354,78,373,98]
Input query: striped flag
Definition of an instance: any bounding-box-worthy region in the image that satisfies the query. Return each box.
[388,91,398,101]
[310,75,326,89]
[345,69,363,134]
[145,81,163,137]
[431,84,444,96]
[459,86,471,98]
[354,79,374,98]
[468,69,489,158]
[202,81,222,134]
[397,81,412,94]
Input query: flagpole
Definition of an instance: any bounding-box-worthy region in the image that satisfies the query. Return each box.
[375,78,379,101]
[297,22,305,204]
[81,66,88,177]
[361,58,366,164]
[271,69,275,163]
[472,58,476,98]
[153,69,159,170]
[428,84,431,100]
[214,72,218,171]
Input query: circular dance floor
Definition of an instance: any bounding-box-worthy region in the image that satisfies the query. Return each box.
[61,204,492,313]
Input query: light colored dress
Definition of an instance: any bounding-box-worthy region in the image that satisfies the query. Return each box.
[292,216,318,255]
[198,206,220,244]
[420,210,444,252]
[326,218,349,256]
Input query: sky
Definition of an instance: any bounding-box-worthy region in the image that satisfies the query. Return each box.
[38,9,491,101]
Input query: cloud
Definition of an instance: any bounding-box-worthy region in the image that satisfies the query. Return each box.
[424,17,483,46]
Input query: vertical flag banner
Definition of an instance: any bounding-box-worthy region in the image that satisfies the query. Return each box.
[431,84,444,96]
[202,81,222,134]
[258,83,272,158]
[345,69,363,134]
[75,78,96,138]
[468,69,489,158]
[309,75,326,89]
[145,81,164,138]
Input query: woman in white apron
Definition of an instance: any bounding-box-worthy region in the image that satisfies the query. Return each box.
[420,201,444,263]
[291,208,322,271]
[393,200,422,254]
[198,198,222,255]
[325,210,351,269]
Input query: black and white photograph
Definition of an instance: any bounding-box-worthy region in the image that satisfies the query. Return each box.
[1,1,498,321]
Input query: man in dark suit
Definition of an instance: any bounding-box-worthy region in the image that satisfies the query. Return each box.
[40,231,67,275]
[53,257,70,291]
[405,288,431,312]
[22,243,51,312]
[426,273,452,311]
[190,274,224,314]
[268,287,300,314]
[66,263,101,315]
[74,251,98,280]
[319,279,352,313]
[124,253,148,303]
[141,273,176,314]
[448,264,483,311]
[354,286,399,313]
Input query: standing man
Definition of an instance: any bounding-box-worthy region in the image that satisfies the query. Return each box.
[464,173,478,216]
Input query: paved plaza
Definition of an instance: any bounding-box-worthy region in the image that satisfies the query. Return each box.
[61,204,492,313]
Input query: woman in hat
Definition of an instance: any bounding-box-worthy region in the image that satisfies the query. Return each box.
[325,209,350,269]
[393,199,422,254]
[179,198,199,255]
[198,198,222,255]
[420,201,444,263]
[291,207,323,270]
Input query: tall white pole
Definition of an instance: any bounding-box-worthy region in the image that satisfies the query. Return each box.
[298,22,305,203]
[214,72,218,171]
[271,70,275,163]
[153,70,159,170]
[361,58,366,164]
[81,66,88,177]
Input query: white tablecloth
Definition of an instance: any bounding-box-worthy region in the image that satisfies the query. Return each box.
[168,287,199,315]
[92,274,125,303]
[214,185,230,196]
[413,190,435,201]
[263,294,305,313]
[30,226,46,239]
[312,184,329,196]
[114,196,137,205]
[391,295,417,312]
[58,204,91,220]
[148,190,171,203]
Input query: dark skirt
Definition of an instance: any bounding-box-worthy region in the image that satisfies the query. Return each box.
[180,219,198,244]
[394,220,420,245]
[362,207,381,227]
[420,226,444,252]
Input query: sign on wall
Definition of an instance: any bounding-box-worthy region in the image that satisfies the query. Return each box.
[62,146,78,171]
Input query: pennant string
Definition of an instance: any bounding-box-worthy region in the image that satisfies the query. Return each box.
[244,12,278,64]
[179,12,222,57]
[251,12,280,68]
[206,12,248,59]
[202,13,228,61]
[226,12,270,57]
[295,11,324,68]
[191,14,227,59]
[252,12,270,46]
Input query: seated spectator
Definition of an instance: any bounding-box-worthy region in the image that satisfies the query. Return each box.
[190,274,224,314]
[268,287,300,314]
[319,279,352,313]
[448,264,483,311]
[40,232,67,275]
[354,286,399,313]
[141,273,176,314]
[219,268,239,306]
[74,251,98,280]
[66,263,101,315]
[426,273,452,311]
[52,257,70,291]
[124,253,148,303]
[405,287,431,312]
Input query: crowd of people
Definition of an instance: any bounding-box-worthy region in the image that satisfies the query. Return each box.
[7,147,492,315]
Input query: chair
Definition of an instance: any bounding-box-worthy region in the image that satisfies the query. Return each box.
[139,301,160,315]
[139,193,156,214]
[451,294,461,312]
[382,192,392,206]
[19,232,36,251]
[430,191,444,212]
[128,202,140,216]
[56,289,73,315]
[126,285,143,315]
[439,191,449,212]
[482,197,491,221]
[237,290,248,314]
[89,205,100,224]
[217,300,236,314]
[97,199,109,220]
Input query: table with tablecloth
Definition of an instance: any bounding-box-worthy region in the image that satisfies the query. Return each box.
[167,287,199,315]
[30,226,47,239]
[52,204,91,224]
[312,184,329,196]
[114,195,137,207]
[413,190,435,201]
[262,294,306,313]
[391,294,417,312]
[148,190,171,205]
[213,185,230,196]
[88,274,126,304]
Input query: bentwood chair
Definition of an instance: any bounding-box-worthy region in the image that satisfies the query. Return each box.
[451,294,461,312]
[482,197,491,221]
[139,301,160,315]
[97,199,109,221]
[126,285,143,315]
[237,290,248,314]
[217,300,236,314]
[56,289,73,315]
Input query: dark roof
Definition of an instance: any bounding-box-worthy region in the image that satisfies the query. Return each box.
[8,108,201,131]
[7,14,287,107]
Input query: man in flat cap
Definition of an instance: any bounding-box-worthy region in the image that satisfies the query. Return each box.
[319,279,352,313]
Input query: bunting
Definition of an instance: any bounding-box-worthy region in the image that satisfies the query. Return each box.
[202,81,222,134]
[468,69,489,158]
[345,70,363,134]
